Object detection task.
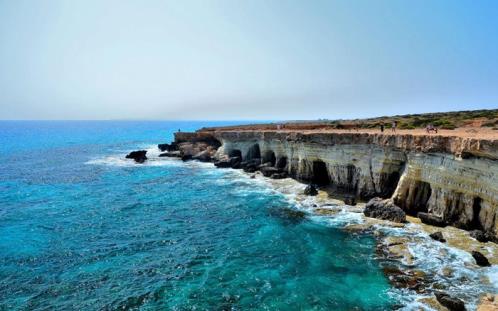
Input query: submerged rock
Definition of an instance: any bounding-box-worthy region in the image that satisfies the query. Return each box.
[125,150,147,163]
[429,231,446,243]
[304,184,318,196]
[471,251,491,267]
[418,212,447,227]
[268,207,306,225]
[364,198,406,223]
[434,291,466,311]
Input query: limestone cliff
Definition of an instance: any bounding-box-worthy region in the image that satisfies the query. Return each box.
[174,130,498,239]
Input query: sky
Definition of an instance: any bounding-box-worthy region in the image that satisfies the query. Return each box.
[0,0,497,120]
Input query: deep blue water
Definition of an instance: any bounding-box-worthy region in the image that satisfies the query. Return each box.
[0,121,393,310]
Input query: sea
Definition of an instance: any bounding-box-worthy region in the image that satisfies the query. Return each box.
[0,121,495,310]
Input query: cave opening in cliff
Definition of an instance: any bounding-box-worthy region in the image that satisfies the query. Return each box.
[471,197,483,230]
[228,149,242,158]
[396,180,431,216]
[246,144,261,160]
[263,151,276,166]
[312,160,330,185]
[379,171,402,198]
[276,156,287,169]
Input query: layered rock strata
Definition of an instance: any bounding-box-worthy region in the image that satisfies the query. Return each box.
[174,130,498,240]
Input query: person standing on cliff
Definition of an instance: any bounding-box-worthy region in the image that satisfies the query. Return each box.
[391,121,397,133]
[380,123,384,132]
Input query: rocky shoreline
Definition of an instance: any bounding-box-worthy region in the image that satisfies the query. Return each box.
[125,129,498,310]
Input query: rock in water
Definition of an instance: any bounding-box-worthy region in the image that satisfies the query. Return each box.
[417,212,447,227]
[181,154,192,161]
[304,184,318,196]
[469,230,490,243]
[260,167,280,177]
[343,194,356,206]
[471,251,491,267]
[125,150,147,163]
[429,231,446,242]
[192,150,211,162]
[214,157,241,169]
[158,143,177,152]
[435,292,466,311]
[270,172,287,179]
[363,198,406,223]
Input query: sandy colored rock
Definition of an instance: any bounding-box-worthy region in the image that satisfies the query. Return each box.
[477,294,498,311]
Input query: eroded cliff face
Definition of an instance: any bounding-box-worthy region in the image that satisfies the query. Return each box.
[175,130,498,239]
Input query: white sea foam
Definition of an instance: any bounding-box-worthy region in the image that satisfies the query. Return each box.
[241,171,498,309]
[85,144,187,168]
[89,148,498,309]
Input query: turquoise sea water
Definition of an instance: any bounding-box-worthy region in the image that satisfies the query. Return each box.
[0,121,394,310]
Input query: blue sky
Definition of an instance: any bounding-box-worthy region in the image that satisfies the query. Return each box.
[0,0,497,120]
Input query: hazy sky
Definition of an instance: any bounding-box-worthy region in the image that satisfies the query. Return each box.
[1,0,497,120]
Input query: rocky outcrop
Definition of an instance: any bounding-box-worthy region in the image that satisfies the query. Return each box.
[125,150,147,163]
[477,294,498,311]
[175,130,498,240]
[469,230,493,243]
[429,231,446,242]
[435,292,466,311]
[158,143,177,152]
[364,198,406,223]
[304,184,318,196]
[418,212,447,227]
[471,251,491,267]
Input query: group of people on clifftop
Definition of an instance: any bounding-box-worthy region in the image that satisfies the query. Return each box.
[379,121,398,133]
[379,120,438,134]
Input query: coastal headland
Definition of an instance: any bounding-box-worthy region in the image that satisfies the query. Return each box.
[169,115,498,242]
[137,110,498,309]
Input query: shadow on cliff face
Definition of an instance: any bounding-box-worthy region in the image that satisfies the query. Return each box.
[228,149,242,158]
[471,197,483,230]
[263,150,276,166]
[394,180,431,216]
[312,160,331,186]
[246,144,261,160]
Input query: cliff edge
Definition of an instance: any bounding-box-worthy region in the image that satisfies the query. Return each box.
[174,128,498,240]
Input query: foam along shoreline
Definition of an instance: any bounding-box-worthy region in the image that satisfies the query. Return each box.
[122,146,497,310]
[162,128,498,310]
[172,129,498,242]
[248,171,498,310]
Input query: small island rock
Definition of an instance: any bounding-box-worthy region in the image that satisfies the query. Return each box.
[125,150,147,163]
